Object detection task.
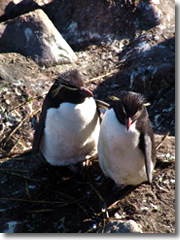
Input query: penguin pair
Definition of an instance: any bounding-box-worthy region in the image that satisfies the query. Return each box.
[32,69,156,186]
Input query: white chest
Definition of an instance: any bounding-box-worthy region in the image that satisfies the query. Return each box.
[41,97,100,165]
[98,109,148,185]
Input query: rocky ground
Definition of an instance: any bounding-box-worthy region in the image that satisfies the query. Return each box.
[0,0,175,234]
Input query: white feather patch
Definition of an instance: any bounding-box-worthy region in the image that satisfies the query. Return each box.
[41,97,100,166]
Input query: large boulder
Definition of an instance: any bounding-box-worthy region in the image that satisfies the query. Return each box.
[0,9,77,67]
[96,219,143,233]
[0,0,53,22]
[43,0,175,49]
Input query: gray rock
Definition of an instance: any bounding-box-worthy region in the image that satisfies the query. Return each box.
[136,0,175,29]
[0,0,53,22]
[3,221,22,233]
[0,9,77,67]
[44,0,174,48]
[97,219,143,233]
[0,53,49,86]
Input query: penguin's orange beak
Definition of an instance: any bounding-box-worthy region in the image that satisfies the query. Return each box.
[125,117,132,131]
[80,87,93,98]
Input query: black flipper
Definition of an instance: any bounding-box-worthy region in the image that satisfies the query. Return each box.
[139,131,154,183]
[95,99,110,122]
[144,132,153,183]
[95,99,110,111]
[32,95,54,154]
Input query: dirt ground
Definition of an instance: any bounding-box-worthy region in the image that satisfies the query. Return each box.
[0,41,175,233]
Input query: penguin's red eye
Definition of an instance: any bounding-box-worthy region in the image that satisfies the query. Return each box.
[139,106,143,111]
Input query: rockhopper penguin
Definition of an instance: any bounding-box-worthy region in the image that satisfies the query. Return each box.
[32,69,102,166]
[97,91,156,186]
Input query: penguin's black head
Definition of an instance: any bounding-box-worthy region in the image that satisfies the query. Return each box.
[49,69,93,104]
[112,91,146,130]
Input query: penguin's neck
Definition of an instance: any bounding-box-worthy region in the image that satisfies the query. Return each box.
[108,109,138,134]
[46,97,97,128]
[104,109,140,149]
